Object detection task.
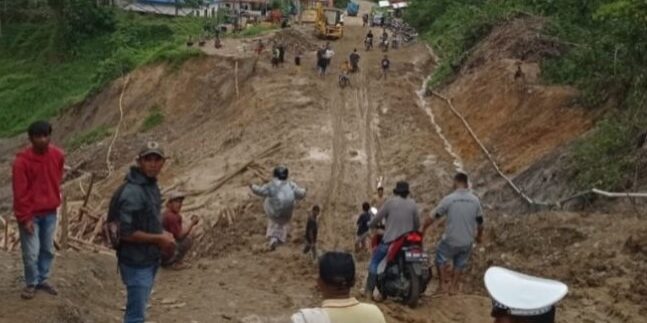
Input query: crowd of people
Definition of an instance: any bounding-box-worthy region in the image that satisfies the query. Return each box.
[11,15,572,319]
[11,120,570,322]
[252,26,394,87]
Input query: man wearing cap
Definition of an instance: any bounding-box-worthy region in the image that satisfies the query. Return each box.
[116,142,176,323]
[422,172,484,295]
[364,181,420,299]
[162,191,199,269]
[485,266,568,323]
[291,252,386,323]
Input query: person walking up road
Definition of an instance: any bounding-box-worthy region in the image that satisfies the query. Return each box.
[303,205,320,260]
[422,172,484,296]
[378,55,390,80]
[250,166,306,250]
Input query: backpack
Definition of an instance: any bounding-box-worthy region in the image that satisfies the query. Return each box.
[103,182,128,250]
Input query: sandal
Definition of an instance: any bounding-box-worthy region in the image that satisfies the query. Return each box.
[36,282,59,296]
[21,286,36,300]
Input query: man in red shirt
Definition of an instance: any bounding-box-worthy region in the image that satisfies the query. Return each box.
[161,191,198,269]
[12,121,65,300]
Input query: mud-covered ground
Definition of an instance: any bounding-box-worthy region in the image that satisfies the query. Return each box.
[1,2,646,323]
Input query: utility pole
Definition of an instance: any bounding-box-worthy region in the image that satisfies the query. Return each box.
[237,0,241,31]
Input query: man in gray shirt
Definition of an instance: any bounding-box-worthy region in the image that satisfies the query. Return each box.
[422,172,484,295]
[365,181,420,299]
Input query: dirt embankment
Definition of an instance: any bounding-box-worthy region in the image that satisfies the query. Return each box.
[427,18,600,210]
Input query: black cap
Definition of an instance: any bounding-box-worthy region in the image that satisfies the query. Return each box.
[319,252,355,288]
[393,181,410,195]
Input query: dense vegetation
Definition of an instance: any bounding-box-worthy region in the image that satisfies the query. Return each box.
[0,1,205,137]
[406,0,647,191]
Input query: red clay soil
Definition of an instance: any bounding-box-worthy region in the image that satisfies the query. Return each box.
[430,18,596,175]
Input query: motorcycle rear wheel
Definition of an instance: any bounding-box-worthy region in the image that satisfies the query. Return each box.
[405,264,421,308]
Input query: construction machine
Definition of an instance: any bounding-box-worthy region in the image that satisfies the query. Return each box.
[314,2,344,39]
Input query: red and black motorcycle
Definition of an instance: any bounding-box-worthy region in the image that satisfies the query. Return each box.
[375,231,431,308]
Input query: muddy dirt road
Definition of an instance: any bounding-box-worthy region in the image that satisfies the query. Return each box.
[142,11,484,323]
[1,8,489,323]
[2,2,646,323]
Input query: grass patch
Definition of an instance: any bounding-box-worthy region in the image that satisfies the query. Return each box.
[140,107,165,132]
[0,11,204,137]
[65,126,111,150]
[406,1,522,88]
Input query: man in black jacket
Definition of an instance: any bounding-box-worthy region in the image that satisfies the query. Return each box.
[116,141,175,323]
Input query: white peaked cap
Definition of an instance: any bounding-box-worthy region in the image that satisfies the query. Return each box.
[485,267,568,316]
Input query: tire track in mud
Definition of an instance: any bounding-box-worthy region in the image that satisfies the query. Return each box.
[322,46,378,251]
[359,72,379,197]
[322,86,349,249]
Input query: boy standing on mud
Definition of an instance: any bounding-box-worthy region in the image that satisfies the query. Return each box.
[12,121,65,300]
[355,202,372,253]
[371,186,387,211]
[303,205,320,260]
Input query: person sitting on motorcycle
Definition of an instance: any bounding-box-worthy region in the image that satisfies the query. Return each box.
[365,30,374,48]
[364,181,420,300]
[381,29,389,43]
[339,60,351,83]
[349,49,360,73]
[250,166,306,251]
[291,252,387,323]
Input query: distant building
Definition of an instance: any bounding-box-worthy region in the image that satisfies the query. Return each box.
[125,0,218,16]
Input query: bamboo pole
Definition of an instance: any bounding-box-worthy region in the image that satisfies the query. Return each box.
[430,91,647,208]
[235,60,240,99]
[3,215,8,251]
[61,196,69,249]
[78,173,96,221]
[186,142,281,198]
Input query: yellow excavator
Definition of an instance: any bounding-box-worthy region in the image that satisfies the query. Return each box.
[314,2,344,39]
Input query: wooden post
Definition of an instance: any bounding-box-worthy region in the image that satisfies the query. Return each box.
[61,196,69,249]
[3,215,8,251]
[235,60,240,99]
[78,173,96,221]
